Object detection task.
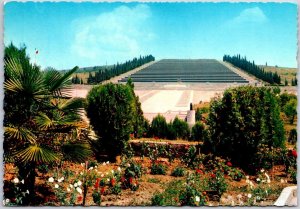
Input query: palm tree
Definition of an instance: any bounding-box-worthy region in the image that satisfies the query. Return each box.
[4,43,92,205]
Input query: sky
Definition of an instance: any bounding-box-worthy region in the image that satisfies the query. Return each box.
[4,2,298,69]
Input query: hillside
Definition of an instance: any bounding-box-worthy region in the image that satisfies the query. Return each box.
[261,66,297,85]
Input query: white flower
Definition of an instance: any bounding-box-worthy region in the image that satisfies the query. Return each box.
[67,187,71,192]
[117,167,121,172]
[256,178,261,182]
[76,187,82,194]
[280,179,284,183]
[246,179,250,184]
[107,178,110,182]
[256,196,261,201]
[249,181,254,189]
[20,179,24,184]
[111,170,114,174]
[74,183,78,187]
[25,190,29,194]
[127,163,131,167]
[80,172,83,175]
[231,200,235,206]
[246,175,249,179]
[265,190,268,195]
[195,196,200,202]
[95,165,98,168]
[247,193,252,198]
[13,178,19,184]
[267,179,271,184]
[69,184,73,188]
[101,174,104,177]
[102,162,106,166]
[240,201,244,206]
[88,167,93,170]
[261,169,265,173]
[106,161,110,164]
[81,163,85,167]
[5,199,10,203]
[77,180,82,186]
[54,184,59,189]
[105,172,108,175]
[58,178,63,183]
[48,177,54,183]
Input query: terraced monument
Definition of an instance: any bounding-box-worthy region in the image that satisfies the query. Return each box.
[119,59,248,83]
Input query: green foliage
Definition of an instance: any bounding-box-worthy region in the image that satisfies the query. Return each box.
[191,122,206,141]
[195,107,209,121]
[206,86,285,171]
[288,129,297,144]
[171,167,186,177]
[171,117,190,140]
[151,163,167,175]
[207,170,228,197]
[283,98,297,124]
[150,114,168,138]
[181,145,203,169]
[4,43,91,204]
[86,83,135,161]
[92,192,101,205]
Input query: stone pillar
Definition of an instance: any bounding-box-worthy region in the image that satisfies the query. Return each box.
[187,110,195,129]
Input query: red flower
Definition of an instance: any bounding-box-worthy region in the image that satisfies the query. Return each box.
[94,178,100,189]
[226,161,232,167]
[101,187,105,194]
[129,177,133,184]
[111,178,116,186]
[121,177,125,182]
[154,136,159,140]
[292,150,297,158]
[196,169,203,175]
[210,173,216,178]
[130,133,134,138]
[77,196,83,202]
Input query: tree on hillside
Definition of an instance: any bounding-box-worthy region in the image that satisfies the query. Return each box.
[206,86,285,171]
[4,43,92,205]
[86,83,135,161]
[191,122,206,142]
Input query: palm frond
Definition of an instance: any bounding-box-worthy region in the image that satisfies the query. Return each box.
[44,66,79,97]
[61,142,93,162]
[14,145,59,163]
[35,113,55,129]
[4,126,36,143]
[57,98,85,111]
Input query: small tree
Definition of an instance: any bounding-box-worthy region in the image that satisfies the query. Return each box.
[191,122,205,141]
[284,99,297,124]
[86,83,135,161]
[151,114,168,138]
[206,86,285,171]
[172,116,190,140]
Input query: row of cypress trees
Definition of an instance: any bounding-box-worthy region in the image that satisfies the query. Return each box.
[223,54,281,85]
[86,55,155,84]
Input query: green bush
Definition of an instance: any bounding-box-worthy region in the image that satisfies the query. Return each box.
[171,167,186,177]
[191,122,206,141]
[172,116,190,140]
[206,86,285,171]
[195,107,209,121]
[150,114,168,138]
[288,129,297,144]
[86,83,135,161]
[151,163,167,175]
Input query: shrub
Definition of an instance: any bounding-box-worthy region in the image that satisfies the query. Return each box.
[288,129,297,144]
[207,170,227,197]
[172,116,190,140]
[206,86,285,171]
[191,122,206,141]
[86,83,135,161]
[151,163,167,175]
[283,99,297,124]
[181,146,203,169]
[150,114,168,138]
[195,107,209,121]
[171,167,186,177]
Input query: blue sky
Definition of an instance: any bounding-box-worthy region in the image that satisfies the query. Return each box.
[4,2,298,69]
